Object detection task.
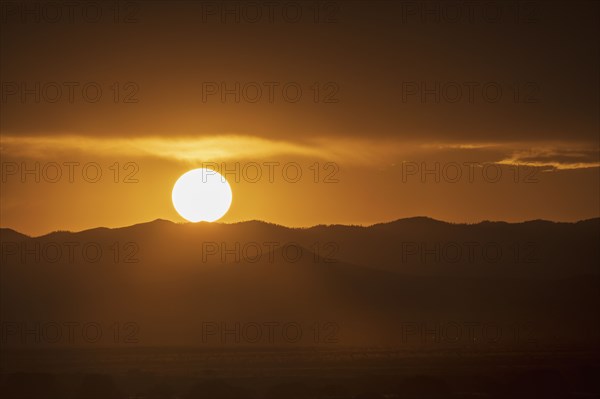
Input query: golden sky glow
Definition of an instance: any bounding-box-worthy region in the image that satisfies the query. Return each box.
[1,133,598,236]
[1,1,598,235]
[2,135,599,169]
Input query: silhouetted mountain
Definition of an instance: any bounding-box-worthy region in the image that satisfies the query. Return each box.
[1,218,598,348]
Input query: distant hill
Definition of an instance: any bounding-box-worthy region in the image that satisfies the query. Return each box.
[1,218,598,348]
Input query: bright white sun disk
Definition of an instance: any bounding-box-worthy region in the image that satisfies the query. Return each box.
[172,168,232,222]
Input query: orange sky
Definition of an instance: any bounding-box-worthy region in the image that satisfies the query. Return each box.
[1,1,598,235]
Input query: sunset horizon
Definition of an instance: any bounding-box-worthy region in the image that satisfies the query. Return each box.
[1,1,599,398]
[3,214,600,239]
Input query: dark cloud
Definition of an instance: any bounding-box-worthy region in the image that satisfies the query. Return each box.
[1,1,598,144]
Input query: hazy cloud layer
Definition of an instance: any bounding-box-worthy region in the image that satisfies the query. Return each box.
[2,135,598,170]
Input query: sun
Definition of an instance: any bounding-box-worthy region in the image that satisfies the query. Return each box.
[172,168,233,222]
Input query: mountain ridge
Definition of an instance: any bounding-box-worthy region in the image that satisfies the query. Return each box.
[2,216,598,238]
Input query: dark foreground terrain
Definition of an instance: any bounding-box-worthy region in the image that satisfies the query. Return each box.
[1,218,599,397]
[1,346,600,398]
